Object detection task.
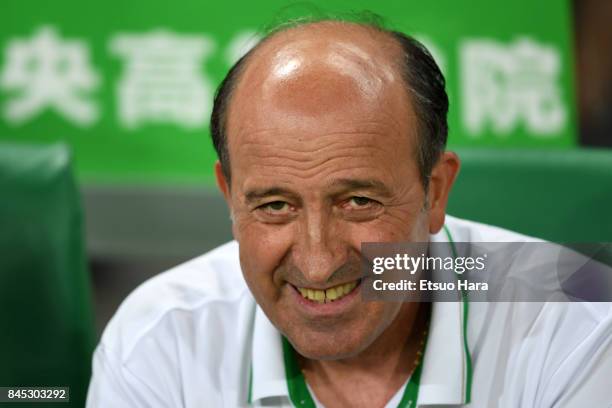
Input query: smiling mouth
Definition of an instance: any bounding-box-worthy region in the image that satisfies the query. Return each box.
[295,280,360,303]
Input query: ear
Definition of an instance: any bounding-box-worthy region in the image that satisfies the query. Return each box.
[427,151,460,234]
[215,161,239,238]
[215,161,231,204]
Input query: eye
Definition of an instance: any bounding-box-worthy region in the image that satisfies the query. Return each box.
[339,196,382,221]
[258,200,291,215]
[345,196,378,210]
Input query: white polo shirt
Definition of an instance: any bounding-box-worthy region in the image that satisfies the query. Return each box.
[86,216,612,408]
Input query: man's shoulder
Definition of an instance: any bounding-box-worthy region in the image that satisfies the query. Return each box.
[98,240,252,361]
[445,216,612,320]
[446,218,612,406]
[443,214,540,243]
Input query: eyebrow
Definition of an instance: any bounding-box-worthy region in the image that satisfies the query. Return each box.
[243,178,393,204]
[328,178,393,197]
[244,187,298,203]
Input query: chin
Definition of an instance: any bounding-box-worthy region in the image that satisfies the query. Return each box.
[287,326,374,361]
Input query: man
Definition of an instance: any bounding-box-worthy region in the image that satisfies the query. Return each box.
[87,18,612,407]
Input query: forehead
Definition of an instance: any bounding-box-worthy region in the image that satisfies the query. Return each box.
[226,22,418,166]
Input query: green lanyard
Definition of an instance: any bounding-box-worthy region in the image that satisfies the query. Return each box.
[282,334,428,408]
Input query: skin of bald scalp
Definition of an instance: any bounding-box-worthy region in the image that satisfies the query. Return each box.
[214,22,459,407]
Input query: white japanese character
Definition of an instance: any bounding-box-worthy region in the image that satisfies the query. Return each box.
[460,37,567,137]
[0,26,100,126]
[110,30,215,129]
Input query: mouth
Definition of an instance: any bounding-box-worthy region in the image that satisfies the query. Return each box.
[294,280,360,304]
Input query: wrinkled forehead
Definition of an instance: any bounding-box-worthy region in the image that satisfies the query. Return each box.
[226,23,416,147]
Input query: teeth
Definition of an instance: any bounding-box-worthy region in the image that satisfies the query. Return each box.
[326,287,337,300]
[299,281,358,303]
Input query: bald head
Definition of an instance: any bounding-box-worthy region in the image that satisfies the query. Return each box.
[236,22,402,113]
[232,22,405,126]
[210,19,448,188]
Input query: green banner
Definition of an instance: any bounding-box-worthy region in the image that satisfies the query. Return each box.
[0,0,577,186]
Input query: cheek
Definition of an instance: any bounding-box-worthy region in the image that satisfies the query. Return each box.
[343,212,426,245]
[235,218,295,292]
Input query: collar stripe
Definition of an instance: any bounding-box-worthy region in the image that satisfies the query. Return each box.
[444,224,473,405]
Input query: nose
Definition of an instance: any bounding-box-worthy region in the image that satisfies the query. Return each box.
[291,209,346,286]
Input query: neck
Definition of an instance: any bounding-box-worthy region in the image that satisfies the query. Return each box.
[298,302,431,407]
